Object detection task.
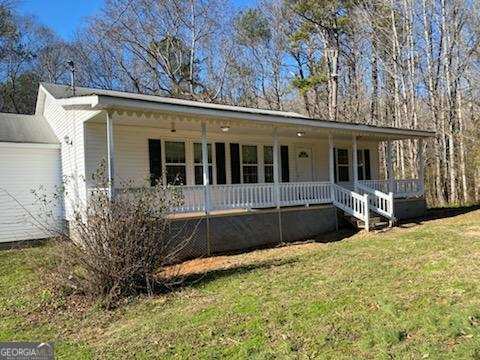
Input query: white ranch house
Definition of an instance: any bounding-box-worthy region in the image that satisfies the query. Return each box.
[0,83,434,251]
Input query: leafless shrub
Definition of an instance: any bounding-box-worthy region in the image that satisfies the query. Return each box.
[36,163,196,308]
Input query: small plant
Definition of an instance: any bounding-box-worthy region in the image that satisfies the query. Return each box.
[36,163,194,308]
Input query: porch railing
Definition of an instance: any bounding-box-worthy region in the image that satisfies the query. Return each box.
[358,179,424,198]
[210,183,276,210]
[172,181,332,213]
[332,184,369,228]
[88,178,423,221]
[356,182,394,220]
[279,182,331,207]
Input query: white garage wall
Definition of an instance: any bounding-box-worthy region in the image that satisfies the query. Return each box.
[0,143,63,243]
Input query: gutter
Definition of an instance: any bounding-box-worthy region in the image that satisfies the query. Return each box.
[58,94,436,139]
[0,142,61,149]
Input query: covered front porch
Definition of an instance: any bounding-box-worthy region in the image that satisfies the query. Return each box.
[84,107,428,230]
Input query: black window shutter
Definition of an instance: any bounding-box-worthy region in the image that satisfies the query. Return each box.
[230,143,241,184]
[215,143,226,184]
[148,139,162,186]
[364,149,371,180]
[280,145,289,182]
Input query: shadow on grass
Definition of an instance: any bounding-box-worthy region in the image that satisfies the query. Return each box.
[397,204,480,229]
[313,227,358,243]
[159,256,301,293]
[157,228,359,293]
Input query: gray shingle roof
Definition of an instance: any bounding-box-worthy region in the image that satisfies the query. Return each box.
[39,83,435,139]
[0,113,58,144]
[40,82,306,119]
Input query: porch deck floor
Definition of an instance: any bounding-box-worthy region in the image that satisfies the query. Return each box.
[167,203,335,220]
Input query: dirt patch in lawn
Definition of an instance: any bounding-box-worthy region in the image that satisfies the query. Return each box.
[160,241,323,278]
[464,226,480,237]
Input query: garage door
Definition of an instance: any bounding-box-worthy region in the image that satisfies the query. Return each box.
[0,144,62,243]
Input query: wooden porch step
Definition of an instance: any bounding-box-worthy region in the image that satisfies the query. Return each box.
[343,214,389,230]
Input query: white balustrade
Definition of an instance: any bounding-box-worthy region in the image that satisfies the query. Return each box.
[356,182,394,220]
[331,184,369,226]
[359,179,424,198]
[92,179,421,228]
[279,182,331,206]
[209,183,276,210]
[172,185,206,212]
[171,181,332,212]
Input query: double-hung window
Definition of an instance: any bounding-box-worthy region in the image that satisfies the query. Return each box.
[194,143,213,185]
[335,148,349,182]
[242,145,258,183]
[263,146,274,183]
[165,141,186,185]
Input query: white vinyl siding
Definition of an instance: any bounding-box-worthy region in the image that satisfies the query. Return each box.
[0,144,62,242]
[41,91,94,219]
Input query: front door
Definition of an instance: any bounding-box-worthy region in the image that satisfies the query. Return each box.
[295,147,313,181]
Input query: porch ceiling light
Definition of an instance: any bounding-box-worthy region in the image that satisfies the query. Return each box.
[221,125,230,132]
[297,131,305,137]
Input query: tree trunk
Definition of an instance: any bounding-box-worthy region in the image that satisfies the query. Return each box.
[456,89,468,203]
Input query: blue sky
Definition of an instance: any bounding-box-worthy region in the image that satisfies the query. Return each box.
[18,0,257,40]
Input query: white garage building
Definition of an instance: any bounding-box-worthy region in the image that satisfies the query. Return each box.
[0,113,62,244]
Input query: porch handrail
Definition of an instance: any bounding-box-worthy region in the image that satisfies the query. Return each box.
[356,182,394,220]
[332,184,369,230]
[209,183,276,210]
[167,181,333,213]
[359,179,424,198]
[279,181,331,206]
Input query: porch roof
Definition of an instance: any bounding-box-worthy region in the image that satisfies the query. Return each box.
[41,83,435,141]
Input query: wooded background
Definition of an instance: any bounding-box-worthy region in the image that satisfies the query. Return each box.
[1,0,479,206]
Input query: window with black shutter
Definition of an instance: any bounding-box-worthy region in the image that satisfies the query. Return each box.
[165,141,186,185]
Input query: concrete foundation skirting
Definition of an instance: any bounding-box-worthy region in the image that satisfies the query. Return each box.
[168,205,337,261]
[394,197,427,220]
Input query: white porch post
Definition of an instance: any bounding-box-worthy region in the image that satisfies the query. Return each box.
[201,122,210,213]
[328,134,335,184]
[106,111,115,199]
[352,134,358,190]
[417,138,425,196]
[386,141,394,193]
[273,127,280,208]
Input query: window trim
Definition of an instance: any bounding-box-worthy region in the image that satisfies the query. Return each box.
[164,140,187,185]
[263,145,274,183]
[240,144,259,184]
[229,142,287,184]
[193,142,215,185]
[335,148,350,182]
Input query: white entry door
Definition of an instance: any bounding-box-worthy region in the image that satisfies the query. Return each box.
[295,147,313,181]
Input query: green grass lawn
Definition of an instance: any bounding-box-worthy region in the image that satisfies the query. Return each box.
[2,208,480,359]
